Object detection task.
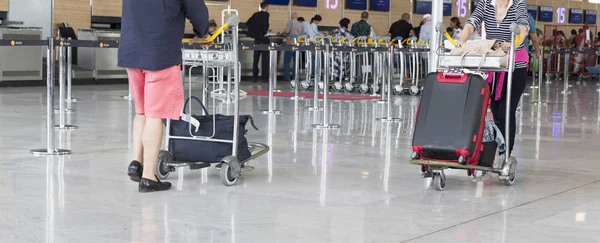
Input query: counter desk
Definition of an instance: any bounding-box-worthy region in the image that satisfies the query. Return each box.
[0,27,43,82]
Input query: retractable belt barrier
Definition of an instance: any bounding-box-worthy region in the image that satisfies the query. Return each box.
[0,39,49,46]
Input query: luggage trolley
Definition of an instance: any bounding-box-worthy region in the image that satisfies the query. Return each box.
[409,23,520,191]
[157,14,270,186]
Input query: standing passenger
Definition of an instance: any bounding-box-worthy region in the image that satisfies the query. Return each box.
[247,2,271,83]
[449,17,463,40]
[458,0,530,166]
[351,11,371,37]
[332,18,353,81]
[119,0,209,192]
[418,14,432,44]
[282,13,303,81]
[389,13,415,41]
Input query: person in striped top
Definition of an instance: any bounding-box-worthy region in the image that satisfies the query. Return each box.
[457,0,529,162]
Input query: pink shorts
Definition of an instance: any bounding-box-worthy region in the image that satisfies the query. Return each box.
[126,65,183,120]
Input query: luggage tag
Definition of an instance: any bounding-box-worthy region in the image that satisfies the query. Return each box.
[180,113,201,133]
[462,68,488,80]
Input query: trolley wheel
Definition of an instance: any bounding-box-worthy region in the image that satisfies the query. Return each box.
[433,173,446,191]
[344,83,354,92]
[317,81,325,91]
[290,80,297,89]
[458,156,467,165]
[156,150,173,180]
[504,158,518,186]
[333,82,344,92]
[421,164,428,173]
[370,84,380,94]
[219,163,238,186]
[219,156,241,186]
[409,85,420,96]
[467,169,473,177]
[359,84,369,94]
[300,81,311,90]
[393,85,403,95]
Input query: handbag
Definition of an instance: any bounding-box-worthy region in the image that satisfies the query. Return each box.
[449,39,508,68]
[167,96,257,163]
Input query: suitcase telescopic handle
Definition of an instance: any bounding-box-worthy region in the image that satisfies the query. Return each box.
[437,73,467,84]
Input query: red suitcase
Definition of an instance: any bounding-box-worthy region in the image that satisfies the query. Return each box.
[411,72,490,165]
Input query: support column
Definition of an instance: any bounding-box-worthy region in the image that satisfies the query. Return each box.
[429,0,443,72]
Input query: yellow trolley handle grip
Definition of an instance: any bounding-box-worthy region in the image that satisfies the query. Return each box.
[183,23,230,44]
[199,23,229,43]
[351,37,360,44]
[444,32,456,46]
[514,34,521,47]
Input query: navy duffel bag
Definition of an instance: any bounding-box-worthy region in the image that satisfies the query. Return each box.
[167,96,257,163]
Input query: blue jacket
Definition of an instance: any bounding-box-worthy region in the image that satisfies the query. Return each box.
[118,0,209,71]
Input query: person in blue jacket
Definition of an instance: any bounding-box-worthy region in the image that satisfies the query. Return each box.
[118,0,209,193]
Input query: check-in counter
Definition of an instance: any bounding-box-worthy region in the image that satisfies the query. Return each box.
[77,29,126,79]
[0,27,43,81]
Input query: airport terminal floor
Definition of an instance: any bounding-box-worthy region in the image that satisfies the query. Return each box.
[1,79,600,242]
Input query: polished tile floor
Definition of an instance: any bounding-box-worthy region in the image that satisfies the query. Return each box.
[1,78,600,243]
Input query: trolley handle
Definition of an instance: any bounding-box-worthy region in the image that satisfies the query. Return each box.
[191,15,241,44]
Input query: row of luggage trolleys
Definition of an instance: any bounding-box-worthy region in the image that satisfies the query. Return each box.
[289,35,429,96]
[409,23,521,191]
[153,13,270,186]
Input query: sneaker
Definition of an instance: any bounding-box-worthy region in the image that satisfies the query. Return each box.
[139,177,172,193]
[127,161,143,182]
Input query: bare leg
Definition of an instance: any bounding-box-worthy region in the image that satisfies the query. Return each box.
[131,114,145,164]
[141,117,163,181]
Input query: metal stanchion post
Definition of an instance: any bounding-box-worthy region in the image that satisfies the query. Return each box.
[546,50,552,83]
[309,47,322,111]
[538,53,543,104]
[291,48,303,100]
[65,37,77,103]
[313,44,340,129]
[561,52,571,94]
[55,41,77,130]
[377,47,401,123]
[262,43,281,114]
[530,52,538,89]
[31,38,72,156]
[376,50,387,104]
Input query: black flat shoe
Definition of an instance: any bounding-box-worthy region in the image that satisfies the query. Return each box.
[127,161,142,182]
[139,177,172,193]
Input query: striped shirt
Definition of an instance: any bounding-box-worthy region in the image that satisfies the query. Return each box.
[466,0,530,69]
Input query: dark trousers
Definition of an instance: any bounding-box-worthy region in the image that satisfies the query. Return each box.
[489,68,527,155]
[253,38,270,82]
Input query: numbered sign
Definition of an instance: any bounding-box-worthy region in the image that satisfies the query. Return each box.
[556,7,566,24]
[456,0,467,18]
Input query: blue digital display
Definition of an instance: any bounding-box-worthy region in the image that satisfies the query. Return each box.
[415,0,451,15]
[371,0,390,11]
[569,8,583,24]
[527,5,538,20]
[539,6,553,22]
[443,0,452,16]
[585,10,597,25]
[295,0,316,7]
[347,0,367,10]
[266,0,290,5]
